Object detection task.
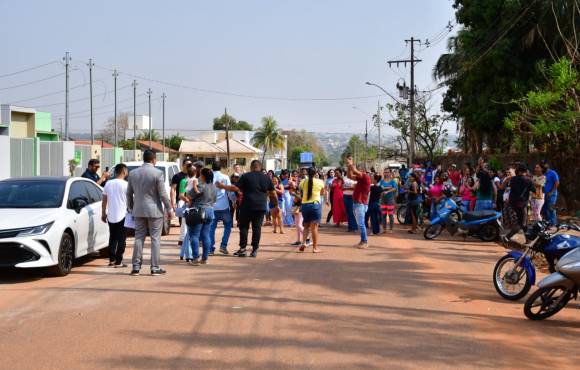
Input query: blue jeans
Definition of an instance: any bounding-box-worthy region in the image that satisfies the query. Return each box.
[354,202,368,243]
[210,209,233,253]
[344,194,357,231]
[542,192,558,225]
[368,201,381,235]
[188,220,213,261]
[180,230,193,259]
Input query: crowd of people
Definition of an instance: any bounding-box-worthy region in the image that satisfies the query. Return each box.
[85,150,561,276]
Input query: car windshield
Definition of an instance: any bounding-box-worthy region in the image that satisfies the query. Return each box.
[126,166,166,181]
[0,181,65,208]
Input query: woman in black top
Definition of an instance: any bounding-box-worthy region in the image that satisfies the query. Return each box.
[368,174,384,235]
[407,173,421,234]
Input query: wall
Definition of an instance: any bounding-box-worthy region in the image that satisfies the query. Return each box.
[10,112,34,138]
[35,111,52,132]
[0,136,10,180]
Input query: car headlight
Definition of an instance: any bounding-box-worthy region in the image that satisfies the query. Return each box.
[17,222,54,237]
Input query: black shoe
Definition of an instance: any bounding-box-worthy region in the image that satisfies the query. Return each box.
[250,250,258,258]
[185,258,191,263]
[209,250,215,256]
[108,261,115,267]
[130,269,140,276]
[219,248,229,255]
[290,241,301,246]
[114,263,127,268]
[150,268,167,276]
[233,249,247,257]
[180,256,184,261]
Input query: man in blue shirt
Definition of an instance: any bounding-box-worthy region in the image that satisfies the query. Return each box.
[210,162,233,255]
[541,163,560,225]
[81,158,109,185]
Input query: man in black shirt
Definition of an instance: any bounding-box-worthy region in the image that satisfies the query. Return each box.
[217,160,277,257]
[505,164,534,238]
[81,159,109,185]
[171,158,192,245]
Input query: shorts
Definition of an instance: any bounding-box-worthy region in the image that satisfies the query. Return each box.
[381,204,395,215]
[301,202,321,224]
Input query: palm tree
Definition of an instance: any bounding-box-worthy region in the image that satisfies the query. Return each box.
[252,116,285,163]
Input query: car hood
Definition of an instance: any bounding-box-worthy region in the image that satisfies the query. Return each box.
[0,208,63,230]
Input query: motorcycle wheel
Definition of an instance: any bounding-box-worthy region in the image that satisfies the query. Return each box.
[479,223,499,242]
[524,286,572,320]
[423,224,443,240]
[396,206,407,225]
[493,255,531,300]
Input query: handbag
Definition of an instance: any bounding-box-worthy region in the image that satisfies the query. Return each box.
[175,200,187,218]
[185,206,206,226]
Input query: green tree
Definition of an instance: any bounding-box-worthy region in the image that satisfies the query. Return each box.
[505,57,579,154]
[167,133,185,151]
[385,100,448,162]
[136,129,161,142]
[212,113,253,130]
[252,116,285,163]
[285,129,329,168]
[433,0,577,153]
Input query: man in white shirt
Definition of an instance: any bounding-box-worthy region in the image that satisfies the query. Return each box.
[101,163,129,267]
[210,162,233,255]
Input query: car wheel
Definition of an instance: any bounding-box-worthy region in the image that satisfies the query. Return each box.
[49,233,74,276]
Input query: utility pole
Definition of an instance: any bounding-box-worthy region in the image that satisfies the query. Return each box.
[364,119,368,170]
[388,37,422,166]
[147,88,153,149]
[59,117,63,139]
[376,100,381,169]
[63,52,70,141]
[224,107,231,168]
[161,93,166,159]
[88,58,94,144]
[112,70,118,146]
[132,80,138,151]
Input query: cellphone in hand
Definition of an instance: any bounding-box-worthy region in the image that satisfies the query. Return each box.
[105,166,109,172]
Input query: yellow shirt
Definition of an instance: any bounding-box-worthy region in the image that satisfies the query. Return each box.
[299,178,325,204]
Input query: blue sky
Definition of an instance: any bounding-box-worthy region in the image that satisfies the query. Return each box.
[0,0,456,137]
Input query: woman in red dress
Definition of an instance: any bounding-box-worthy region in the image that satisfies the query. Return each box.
[331,168,347,226]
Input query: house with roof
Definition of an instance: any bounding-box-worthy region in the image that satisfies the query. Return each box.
[180,130,287,171]
[178,138,262,171]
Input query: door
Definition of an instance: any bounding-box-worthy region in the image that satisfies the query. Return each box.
[67,181,91,257]
[85,181,109,251]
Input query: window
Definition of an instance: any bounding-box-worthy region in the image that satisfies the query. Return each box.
[0,181,65,208]
[67,181,90,208]
[86,182,103,204]
[236,158,247,166]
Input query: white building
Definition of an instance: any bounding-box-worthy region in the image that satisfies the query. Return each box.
[183,130,288,170]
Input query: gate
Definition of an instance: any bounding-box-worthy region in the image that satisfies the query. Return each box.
[10,138,36,177]
[39,141,65,176]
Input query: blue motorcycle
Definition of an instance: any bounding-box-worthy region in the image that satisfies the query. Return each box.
[423,196,502,242]
[493,221,580,300]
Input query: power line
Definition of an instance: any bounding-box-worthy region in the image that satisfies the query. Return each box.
[0,60,60,79]
[94,64,385,102]
[6,82,88,105]
[0,72,64,91]
[30,84,132,108]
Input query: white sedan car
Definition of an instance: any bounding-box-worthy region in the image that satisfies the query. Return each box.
[0,177,109,276]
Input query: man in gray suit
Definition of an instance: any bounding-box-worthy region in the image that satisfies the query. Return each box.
[127,150,174,276]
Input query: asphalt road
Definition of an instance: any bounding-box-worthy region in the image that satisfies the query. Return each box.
[1,223,579,370]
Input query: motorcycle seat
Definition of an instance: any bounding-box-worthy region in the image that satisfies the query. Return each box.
[463,210,498,222]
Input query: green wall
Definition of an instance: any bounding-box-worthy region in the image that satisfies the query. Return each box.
[35,111,52,132]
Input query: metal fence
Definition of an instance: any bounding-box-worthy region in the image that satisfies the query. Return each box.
[101,148,116,170]
[74,144,92,177]
[39,141,65,176]
[10,138,36,177]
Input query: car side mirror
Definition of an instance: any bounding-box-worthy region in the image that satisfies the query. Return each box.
[72,197,88,214]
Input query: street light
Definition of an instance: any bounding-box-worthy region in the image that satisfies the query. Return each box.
[365,81,402,104]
